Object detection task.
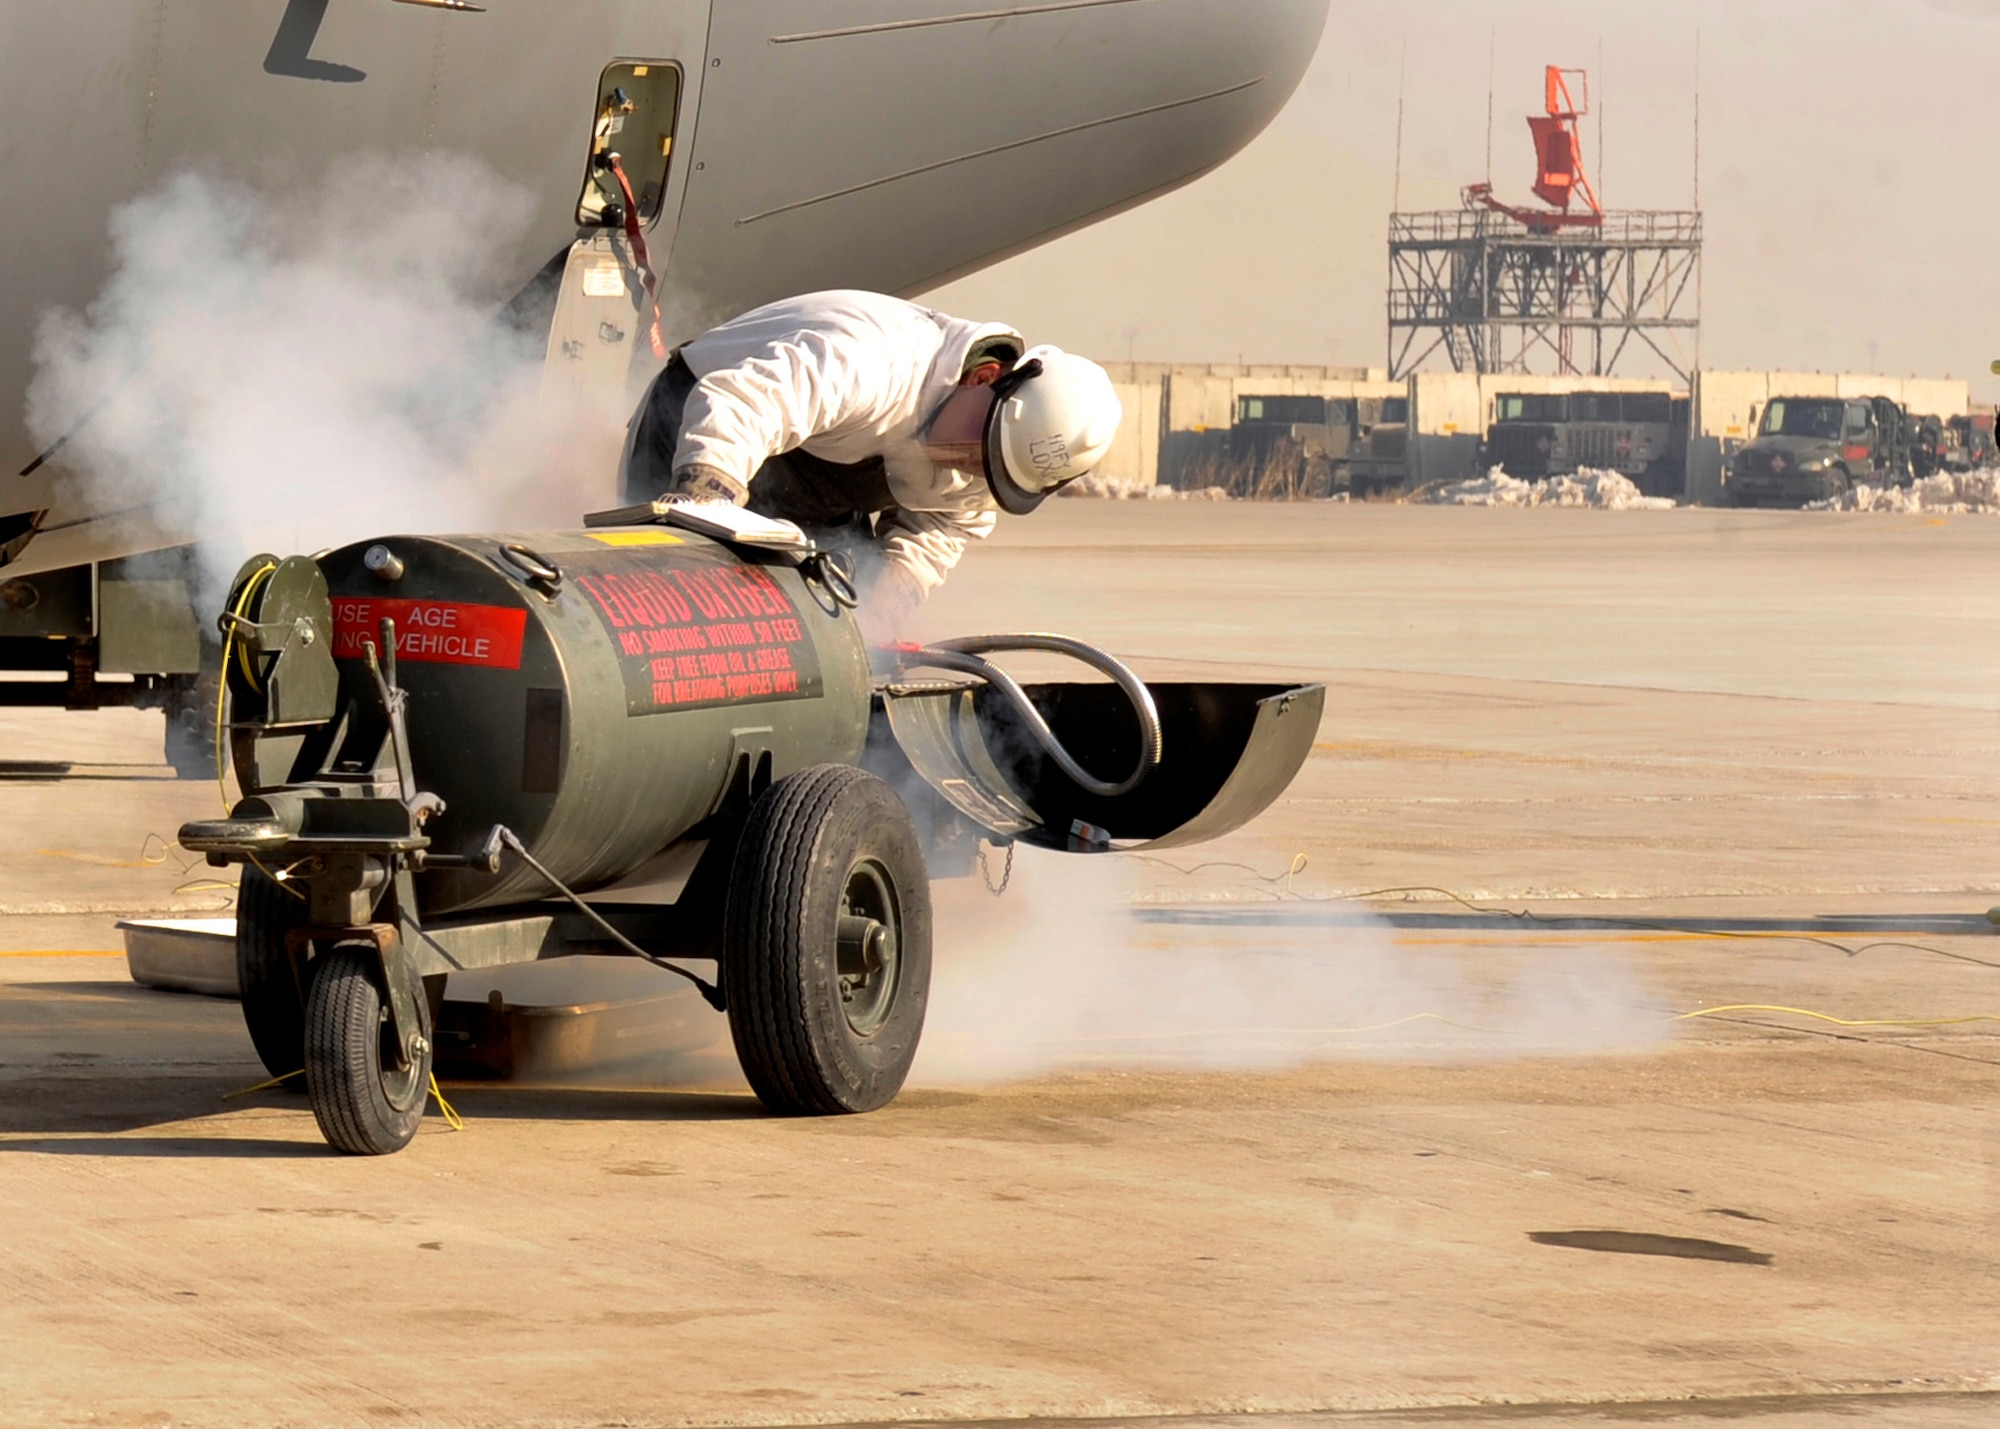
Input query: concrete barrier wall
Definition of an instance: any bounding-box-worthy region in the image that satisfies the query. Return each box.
[1889,378,1971,420]
[1161,370,1401,436]
[1408,373,1480,486]
[1094,362,1397,488]
[1099,379,1162,484]
[1089,361,1975,496]
[1408,372,1676,486]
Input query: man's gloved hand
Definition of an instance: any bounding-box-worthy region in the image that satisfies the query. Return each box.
[856,562,926,646]
[672,463,748,505]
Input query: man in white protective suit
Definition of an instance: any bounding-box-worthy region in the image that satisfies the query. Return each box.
[620,289,1123,641]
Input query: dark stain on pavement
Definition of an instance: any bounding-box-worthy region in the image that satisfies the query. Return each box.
[0,761,74,779]
[1528,1230,1773,1265]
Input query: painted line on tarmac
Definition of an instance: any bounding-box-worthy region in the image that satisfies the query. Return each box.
[0,950,123,958]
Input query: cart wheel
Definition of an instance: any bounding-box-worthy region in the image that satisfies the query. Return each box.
[237,863,312,1086]
[724,765,932,1115]
[303,944,432,1155]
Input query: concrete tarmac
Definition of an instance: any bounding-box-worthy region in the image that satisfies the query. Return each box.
[2,504,1997,1428]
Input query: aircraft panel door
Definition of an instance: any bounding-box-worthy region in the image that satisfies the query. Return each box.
[577,63,683,228]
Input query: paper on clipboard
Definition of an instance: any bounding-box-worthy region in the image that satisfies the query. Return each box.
[658,498,812,550]
[582,496,813,552]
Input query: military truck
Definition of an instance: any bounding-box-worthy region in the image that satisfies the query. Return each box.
[1909,410,1993,477]
[1945,410,1998,471]
[1725,396,1913,507]
[1912,414,1949,479]
[1228,393,1408,498]
[1479,390,1681,497]
[1346,395,1409,496]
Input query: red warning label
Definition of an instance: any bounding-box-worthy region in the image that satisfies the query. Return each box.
[331,597,528,670]
[574,557,822,715]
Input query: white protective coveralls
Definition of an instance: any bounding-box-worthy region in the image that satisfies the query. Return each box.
[667,290,1024,615]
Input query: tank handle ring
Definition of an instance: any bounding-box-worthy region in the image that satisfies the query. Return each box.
[498,543,563,596]
[804,549,861,610]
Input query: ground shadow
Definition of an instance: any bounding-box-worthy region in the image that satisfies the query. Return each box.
[0,1134,328,1159]
[1528,1230,1773,1266]
[0,761,178,781]
[0,761,73,779]
[14,979,234,1006]
[439,1085,766,1124]
[0,1077,768,1154]
[1,977,768,1140]
[0,1071,276,1136]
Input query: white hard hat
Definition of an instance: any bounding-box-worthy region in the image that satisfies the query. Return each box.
[983,346,1122,514]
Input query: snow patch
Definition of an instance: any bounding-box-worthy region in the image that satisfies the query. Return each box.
[1806,469,2000,514]
[1421,467,1677,510]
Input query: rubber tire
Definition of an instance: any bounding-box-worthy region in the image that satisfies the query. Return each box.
[162,669,220,781]
[723,765,932,1115]
[236,864,313,1085]
[303,945,432,1155]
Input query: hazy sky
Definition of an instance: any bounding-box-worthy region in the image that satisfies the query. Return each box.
[927,0,2000,398]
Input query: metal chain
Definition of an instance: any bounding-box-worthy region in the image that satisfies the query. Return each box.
[976,840,1014,897]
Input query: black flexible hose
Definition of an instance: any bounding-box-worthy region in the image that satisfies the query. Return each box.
[902,634,1163,798]
[494,827,726,1011]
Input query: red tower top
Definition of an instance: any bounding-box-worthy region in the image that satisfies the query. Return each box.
[1529,67,1601,216]
[1464,65,1604,231]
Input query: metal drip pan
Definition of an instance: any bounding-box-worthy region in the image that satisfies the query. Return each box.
[117,918,238,997]
[434,980,723,1081]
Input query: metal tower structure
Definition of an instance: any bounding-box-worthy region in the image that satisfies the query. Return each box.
[1386,66,1702,382]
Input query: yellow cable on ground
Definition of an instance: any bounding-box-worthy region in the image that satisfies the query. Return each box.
[1675,1004,2000,1030]
[1338,883,2000,972]
[221,1069,301,1101]
[1135,861,2000,973]
[171,877,238,897]
[1138,851,1310,891]
[1061,1004,2000,1046]
[429,1074,464,1131]
[219,1070,466,1132]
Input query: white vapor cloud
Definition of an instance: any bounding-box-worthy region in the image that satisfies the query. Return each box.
[28,154,619,608]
